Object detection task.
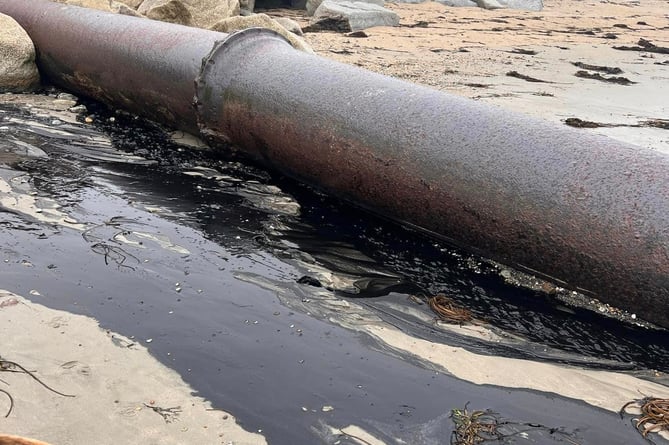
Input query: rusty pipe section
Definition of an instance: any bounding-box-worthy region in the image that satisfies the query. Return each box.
[0,0,225,133]
[1,0,668,328]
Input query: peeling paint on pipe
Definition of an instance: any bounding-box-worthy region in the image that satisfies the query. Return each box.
[1,0,667,328]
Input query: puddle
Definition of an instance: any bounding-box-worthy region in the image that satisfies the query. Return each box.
[1,92,667,444]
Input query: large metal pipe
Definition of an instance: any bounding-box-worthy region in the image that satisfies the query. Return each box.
[1,0,668,328]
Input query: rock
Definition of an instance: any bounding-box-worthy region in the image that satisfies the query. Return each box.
[273,17,304,36]
[138,0,240,27]
[434,0,477,6]
[501,0,542,11]
[306,0,383,16]
[209,14,313,53]
[111,1,144,16]
[476,0,506,9]
[306,0,321,16]
[138,0,193,25]
[309,0,399,32]
[433,0,542,9]
[0,14,40,93]
[51,0,113,11]
[116,0,144,7]
[183,0,240,29]
[239,0,255,14]
[291,0,308,9]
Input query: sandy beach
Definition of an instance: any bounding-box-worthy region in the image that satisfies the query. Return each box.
[1,0,668,443]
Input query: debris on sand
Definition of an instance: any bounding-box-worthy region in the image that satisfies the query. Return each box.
[143,403,183,423]
[509,48,538,55]
[506,70,552,83]
[644,119,669,130]
[0,356,75,417]
[565,118,608,128]
[620,397,669,439]
[565,117,669,130]
[450,405,582,445]
[451,405,501,444]
[613,38,669,54]
[571,61,623,74]
[574,70,636,85]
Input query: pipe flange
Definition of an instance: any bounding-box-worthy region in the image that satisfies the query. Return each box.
[194,27,292,148]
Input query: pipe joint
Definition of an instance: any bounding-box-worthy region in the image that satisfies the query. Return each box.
[194,28,292,149]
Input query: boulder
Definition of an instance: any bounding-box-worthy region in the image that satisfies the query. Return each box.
[306,0,382,16]
[274,17,304,35]
[432,0,477,5]
[116,0,144,7]
[209,14,313,53]
[309,0,398,32]
[0,14,40,93]
[239,0,255,14]
[432,0,542,9]
[138,0,193,25]
[476,0,506,9]
[111,1,144,15]
[183,0,240,29]
[502,0,542,11]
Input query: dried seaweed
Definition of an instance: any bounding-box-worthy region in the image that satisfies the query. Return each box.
[143,403,182,423]
[506,71,552,83]
[510,48,538,55]
[613,38,669,54]
[571,62,623,74]
[451,405,502,444]
[427,294,473,323]
[574,70,636,85]
[0,388,14,417]
[620,397,669,440]
[450,404,583,445]
[0,357,75,418]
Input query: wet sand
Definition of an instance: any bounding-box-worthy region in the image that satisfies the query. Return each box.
[0,290,266,445]
[1,0,669,442]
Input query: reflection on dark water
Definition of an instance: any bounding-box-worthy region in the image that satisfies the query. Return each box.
[1,96,667,374]
[264,183,669,371]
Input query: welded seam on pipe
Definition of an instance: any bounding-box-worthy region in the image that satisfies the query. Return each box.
[194,28,293,150]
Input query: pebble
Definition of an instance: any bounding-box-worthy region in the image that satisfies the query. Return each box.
[57,92,78,101]
[68,104,87,113]
[52,99,76,109]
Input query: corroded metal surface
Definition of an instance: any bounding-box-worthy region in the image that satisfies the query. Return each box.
[0,0,224,133]
[1,0,667,327]
[195,31,669,327]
